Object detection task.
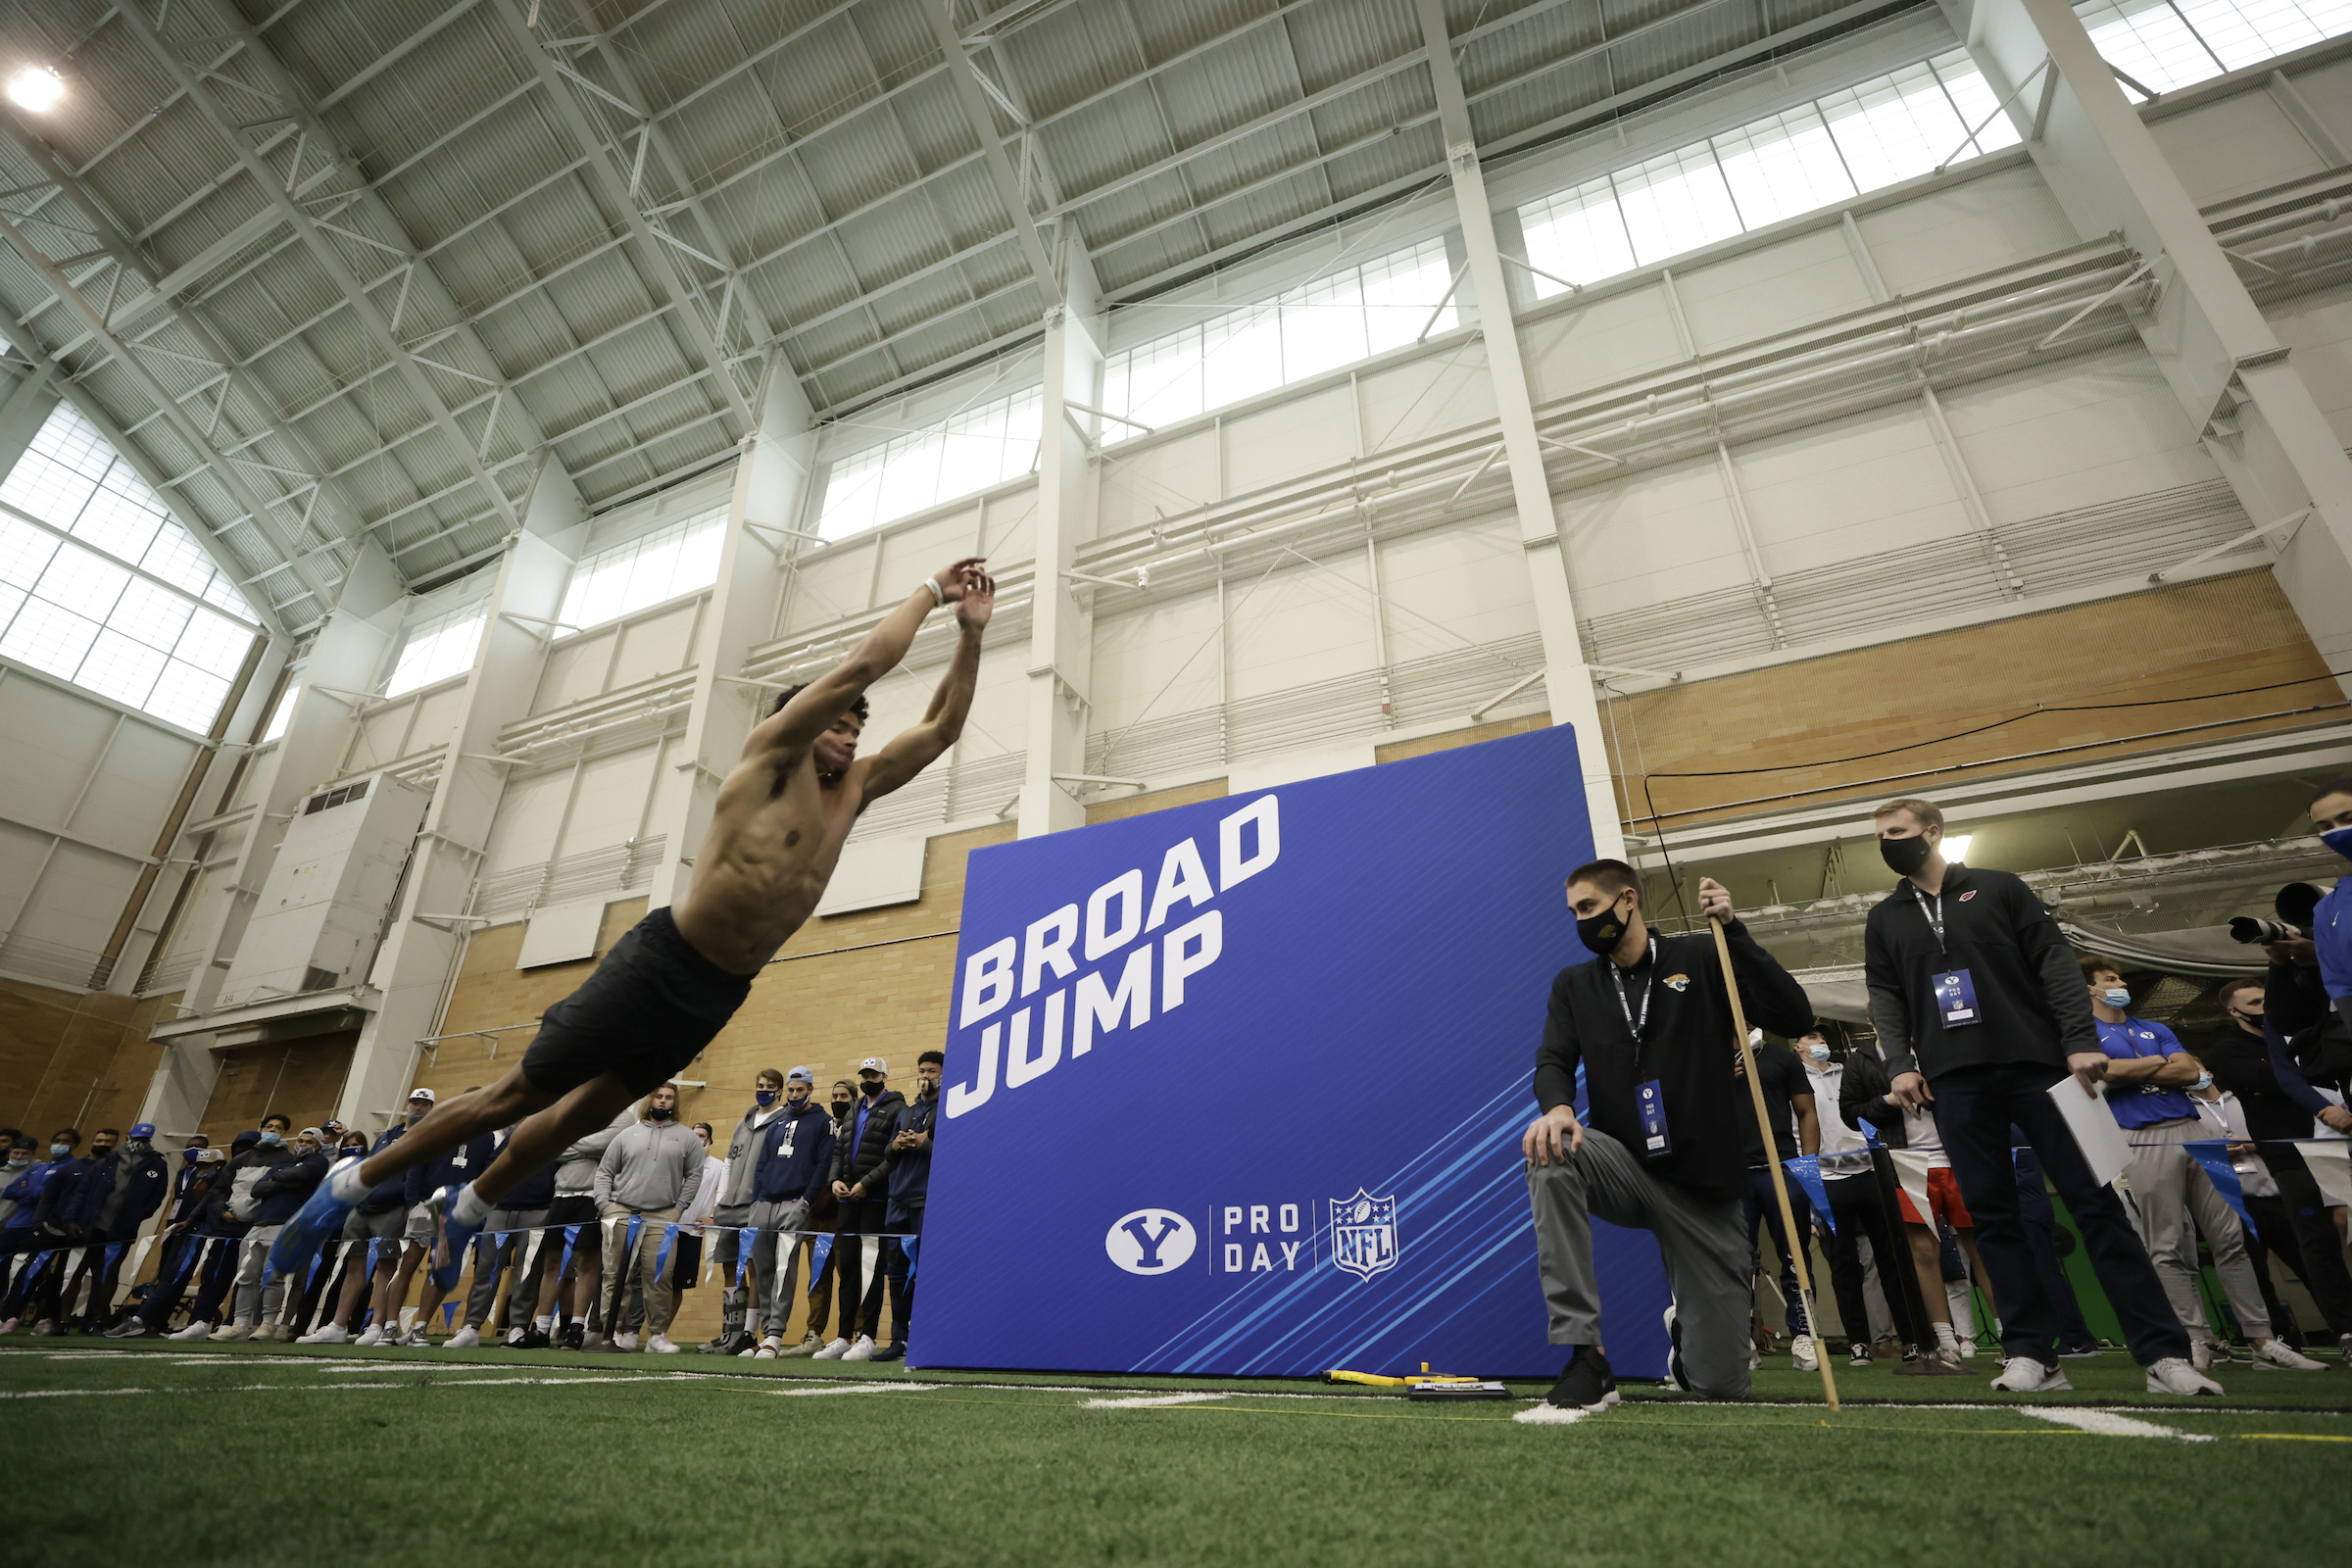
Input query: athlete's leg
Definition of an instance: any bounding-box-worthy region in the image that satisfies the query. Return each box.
[462,1072,641,1209]
[355,1068,556,1191]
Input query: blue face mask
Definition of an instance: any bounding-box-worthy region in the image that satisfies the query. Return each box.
[182,1149,203,1162]
[259,1130,282,1148]
[49,1144,70,1158]
[2191,1072,2213,1092]
[2101,988,2130,1008]
[755,1089,778,1107]
[2323,825,2352,860]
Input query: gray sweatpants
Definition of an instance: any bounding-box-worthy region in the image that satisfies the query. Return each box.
[1528,1128,1752,1399]
[2124,1116,2269,1341]
[463,1208,548,1330]
[750,1198,812,1341]
[232,1226,286,1325]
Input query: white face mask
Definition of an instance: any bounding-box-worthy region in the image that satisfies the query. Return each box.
[1804,1042,1831,1063]
[2100,988,2130,1008]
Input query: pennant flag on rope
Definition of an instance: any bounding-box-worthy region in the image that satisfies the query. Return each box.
[112,1237,153,1307]
[902,1235,917,1286]
[809,1234,834,1279]
[443,1301,459,1329]
[1780,1156,1834,1233]
[1886,1149,1937,1236]
[621,1214,644,1268]
[2181,1140,2256,1231]
[2298,1139,2351,1208]
[728,1227,758,1289]
[653,1222,677,1280]
[558,1225,582,1278]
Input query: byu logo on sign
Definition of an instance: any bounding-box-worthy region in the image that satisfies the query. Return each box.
[1329,1189,1400,1282]
[1105,1208,1198,1275]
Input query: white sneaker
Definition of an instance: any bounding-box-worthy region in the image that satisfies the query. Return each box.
[354,1325,385,1347]
[296,1323,349,1345]
[445,1326,479,1349]
[1988,1356,2071,1393]
[647,1334,679,1354]
[210,1323,252,1342]
[1954,1337,1978,1360]
[1790,1334,1818,1372]
[754,1340,779,1360]
[2250,1339,2326,1372]
[612,1331,640,1352]
[811,1336,851,1360]
[2145,1356,2224,1396]
[0,1317,17,1335]
[842,1334,878,1362]
[167,1321,214,1342]
[2190,1338,2216,1371]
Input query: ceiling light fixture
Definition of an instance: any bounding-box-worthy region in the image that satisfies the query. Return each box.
[7,67,65,113]
[1941,834,1973,864]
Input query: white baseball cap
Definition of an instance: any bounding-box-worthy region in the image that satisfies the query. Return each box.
[858,1057,889,1075]
[407,1087,436,1103]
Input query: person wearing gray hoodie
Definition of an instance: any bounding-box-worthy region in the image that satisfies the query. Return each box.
[591,1085,703,1353]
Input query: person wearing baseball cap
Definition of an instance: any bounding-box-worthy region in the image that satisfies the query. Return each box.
[814,1058,904,1361]
[57,1122,170,1334]
[296,1097,427,1346]
[701,1067,796,1355]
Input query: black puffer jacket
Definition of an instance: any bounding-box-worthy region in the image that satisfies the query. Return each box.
[830,1090,906,1197]
[1838,1047,1910,1149]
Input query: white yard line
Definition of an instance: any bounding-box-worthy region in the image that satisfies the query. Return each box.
[763,1382,950,1397]
[2024,1408,2216,1442]
[1082,1392,1233,1408]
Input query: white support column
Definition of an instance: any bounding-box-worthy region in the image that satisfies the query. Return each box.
[1414,0,1624,858]
[135,546,407,1137]
[1018,244,1102,839]
[647,359,816,912]
[339,466,587,1125]
[1949,0,2352,687]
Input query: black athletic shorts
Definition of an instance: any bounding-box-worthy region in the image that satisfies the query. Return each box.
[518,906,754,1098]
[543,1195,599,1232]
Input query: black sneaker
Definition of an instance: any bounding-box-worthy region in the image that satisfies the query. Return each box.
[559,1321,584,1352]
[872,1344,906,1362]
[514,1326,552,1350]
[1545,1345,1616,1411]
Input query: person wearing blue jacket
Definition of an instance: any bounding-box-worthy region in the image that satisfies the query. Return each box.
[54,1123,170,1335]
[872,1051,942,1362]
[744,1070,836,1358]
[0,1130,75,1334]
[20,1129,119,1335]
[215,1129,329,1342]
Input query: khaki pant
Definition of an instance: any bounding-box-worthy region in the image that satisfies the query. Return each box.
[599,1205,681,1336]
[2124,1116,2269,1341]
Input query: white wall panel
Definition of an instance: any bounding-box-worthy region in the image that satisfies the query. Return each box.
[1936,348,2220,524]
[2267,292,2352,445]
[979,483,1039,567]
[1523,287,1685,407]
[0,675,115,826]
[1557,453,1755,605]
[948,643,1030,762]
[407,684,466,758]
[1361,351,1499,453]
[1226,550,1379,701]
[70,721,194,849]
[1676,226,1876,355]
[0,821,50,919]
[1378,516,1540,662]
[1100,428,1221,539]
[641,732,689,842]
[1854,165,2076,298]
[1223,383,1357,497]
[534,628,617,712]
[556,744,661,859]
[1090,588,1224,735]
[17,842,139,955]
[345,697,417,773]
[2295,57,2352,153]
[2148,91,2325,206]
[609,600,701,689]
[477,765,572,875]
[781,543,879,634]
[1730,403,1973,575]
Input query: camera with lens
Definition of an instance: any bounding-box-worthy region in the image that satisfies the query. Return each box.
[2229,881,2325,946]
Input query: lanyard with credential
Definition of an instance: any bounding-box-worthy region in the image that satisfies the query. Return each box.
[1609,940,1657,1054]
[1915,887,1949,959]
[1915,884,1983,1027]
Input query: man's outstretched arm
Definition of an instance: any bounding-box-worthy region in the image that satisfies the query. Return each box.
[743,559,985,770]
[858,568,994,807]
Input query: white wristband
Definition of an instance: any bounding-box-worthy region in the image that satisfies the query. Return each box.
[919,576,946,605]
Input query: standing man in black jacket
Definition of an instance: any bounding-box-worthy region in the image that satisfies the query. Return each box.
[871,1050,942,1361]
[1862,797,2210,1397]
[1523,860,1814,1412]
[815,1057,906,1362]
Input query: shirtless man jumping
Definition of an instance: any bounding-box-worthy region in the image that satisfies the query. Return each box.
[270,559,996,1290]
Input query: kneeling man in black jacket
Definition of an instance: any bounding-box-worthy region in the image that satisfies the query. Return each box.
[1522,860,1812,1413]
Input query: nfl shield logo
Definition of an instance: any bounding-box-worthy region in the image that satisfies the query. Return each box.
[1329,1189,1400,1282]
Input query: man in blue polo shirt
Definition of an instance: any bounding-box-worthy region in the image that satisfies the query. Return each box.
[2085,958,2321,1373]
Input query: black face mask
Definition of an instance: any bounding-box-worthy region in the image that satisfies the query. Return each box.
[1879,834,1933,876]
[648,1104,675,1122]
[861,1079,884,1098]
[1576,898,1632,956]
[832,1101,852,1115]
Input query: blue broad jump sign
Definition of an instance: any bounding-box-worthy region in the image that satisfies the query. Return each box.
[910,723,1672,1379]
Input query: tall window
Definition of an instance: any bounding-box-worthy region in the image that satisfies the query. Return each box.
[1099,237,1460,442]
[2076,0,2352,92]
[0,403,259,733]
[384,602,485,698]
[1519,50,2020,295]
[559,505,725,631]
[817,388,1043,542]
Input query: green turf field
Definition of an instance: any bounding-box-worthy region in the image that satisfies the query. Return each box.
[6,1342,2347,1566]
